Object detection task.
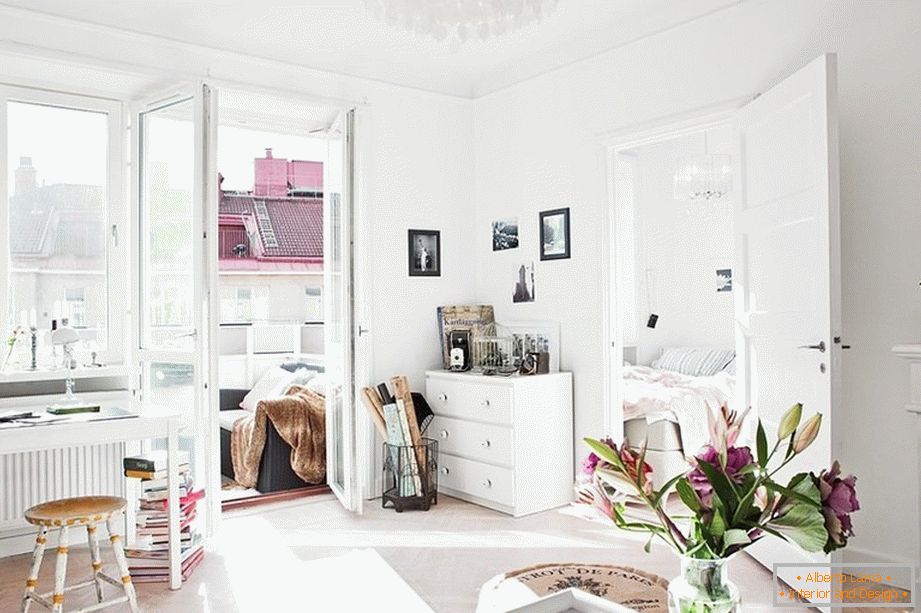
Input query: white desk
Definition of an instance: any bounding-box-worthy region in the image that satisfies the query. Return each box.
[0,400,184,590]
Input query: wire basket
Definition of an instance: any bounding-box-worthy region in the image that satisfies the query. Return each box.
[382,438,438,512]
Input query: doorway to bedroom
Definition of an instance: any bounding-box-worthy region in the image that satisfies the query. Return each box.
[608,121,737,487]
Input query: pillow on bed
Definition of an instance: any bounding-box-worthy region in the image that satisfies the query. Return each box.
[239,367,297,412]
[651,347,735,377]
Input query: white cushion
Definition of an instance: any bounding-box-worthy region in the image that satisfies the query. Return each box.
[239,366,296,411]
[305,373,329,396]
[219,409,251,431]
[651,347,734,377]
[289,368,317,388]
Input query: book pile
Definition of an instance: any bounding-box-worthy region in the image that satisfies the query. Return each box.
[361,376,433,498]
[123,451,205,583]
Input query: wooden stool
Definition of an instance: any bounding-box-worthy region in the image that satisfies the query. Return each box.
[20,496,139,613]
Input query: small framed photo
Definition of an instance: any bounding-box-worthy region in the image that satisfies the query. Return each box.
[408,229,441,277]
[540,207,571,261]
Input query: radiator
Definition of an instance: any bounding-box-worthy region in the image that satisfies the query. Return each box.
[0,444,125,529]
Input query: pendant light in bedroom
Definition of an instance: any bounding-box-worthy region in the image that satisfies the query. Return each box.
[673,131,732,201]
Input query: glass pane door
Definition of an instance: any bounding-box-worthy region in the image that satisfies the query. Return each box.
[324,109,361,512]
[134,86,217,531]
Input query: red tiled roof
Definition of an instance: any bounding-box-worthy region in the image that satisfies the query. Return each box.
[219,192,323,259]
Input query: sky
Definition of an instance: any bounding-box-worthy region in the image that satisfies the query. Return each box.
[7,99,328,195]
[7,101,107,188]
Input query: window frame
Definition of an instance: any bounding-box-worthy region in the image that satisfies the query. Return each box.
[0,84,127,369]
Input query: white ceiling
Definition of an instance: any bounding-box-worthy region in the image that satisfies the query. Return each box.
[0,0,742,98]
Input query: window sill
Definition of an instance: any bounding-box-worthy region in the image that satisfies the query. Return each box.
[0,365,128,384]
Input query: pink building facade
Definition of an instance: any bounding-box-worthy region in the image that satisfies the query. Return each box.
[253,148,323,197]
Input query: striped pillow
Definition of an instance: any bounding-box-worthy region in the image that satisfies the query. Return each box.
[651,347,735,377]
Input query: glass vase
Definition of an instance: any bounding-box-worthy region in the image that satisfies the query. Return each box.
[667,556,741,613]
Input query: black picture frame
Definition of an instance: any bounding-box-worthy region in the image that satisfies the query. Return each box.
[408,229,441,277]
[539,207,571,261]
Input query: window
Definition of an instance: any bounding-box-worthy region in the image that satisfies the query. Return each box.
[305,287,323,323]
[1,87,125,366]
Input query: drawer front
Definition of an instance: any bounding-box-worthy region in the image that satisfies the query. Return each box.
[431,416,514,467]
[426,377,513,425]
[438,454,514,507]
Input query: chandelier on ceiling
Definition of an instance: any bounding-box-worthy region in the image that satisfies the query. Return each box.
[673,132,732,201]
[364,0,560,43]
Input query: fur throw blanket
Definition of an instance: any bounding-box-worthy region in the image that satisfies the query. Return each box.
[230,385,326,488]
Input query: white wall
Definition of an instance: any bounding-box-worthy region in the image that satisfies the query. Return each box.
[473,0,921,565]
[629,128,735,365]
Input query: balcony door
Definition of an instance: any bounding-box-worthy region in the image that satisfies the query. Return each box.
[132,84,219,533]
[324,108,366,513]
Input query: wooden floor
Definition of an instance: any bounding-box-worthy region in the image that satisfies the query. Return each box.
[0,495,911,612]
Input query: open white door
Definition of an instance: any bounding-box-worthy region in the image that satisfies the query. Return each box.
[131,84,220,534]
[734,54,841,585]
[324,108,363,512]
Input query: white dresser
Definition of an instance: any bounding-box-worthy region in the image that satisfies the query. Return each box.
[425,370,574,517]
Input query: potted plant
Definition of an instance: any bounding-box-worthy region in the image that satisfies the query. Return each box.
[580,404,859,613]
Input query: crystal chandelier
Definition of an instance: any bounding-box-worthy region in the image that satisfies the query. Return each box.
[673,132,732,201]
[364,0,560,43]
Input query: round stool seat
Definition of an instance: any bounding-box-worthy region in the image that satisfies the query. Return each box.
[24,496,127,528]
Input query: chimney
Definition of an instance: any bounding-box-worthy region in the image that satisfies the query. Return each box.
[15,156,37,196]
[264,148,273,159]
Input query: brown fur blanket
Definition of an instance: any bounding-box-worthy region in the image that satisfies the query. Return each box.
[230,385,326,488]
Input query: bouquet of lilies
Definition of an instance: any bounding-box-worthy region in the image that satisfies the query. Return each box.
[580,404,859,558]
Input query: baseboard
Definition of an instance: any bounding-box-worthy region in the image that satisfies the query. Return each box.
[0,526,35,558]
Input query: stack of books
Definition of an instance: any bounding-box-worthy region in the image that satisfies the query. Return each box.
[123,451,206,583]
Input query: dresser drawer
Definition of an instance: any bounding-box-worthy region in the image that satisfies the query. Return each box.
[431,416,514,467]
[426,377,512,425]
[438,454,514,507]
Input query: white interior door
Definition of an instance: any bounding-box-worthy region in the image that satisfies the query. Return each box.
[132,84,219,533]
[734,54,841,582]
[324,108,363,512]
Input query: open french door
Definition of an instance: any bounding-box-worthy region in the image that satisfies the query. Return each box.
[734,54,841,587]
[131,83,220,534]
[324,108,364,513]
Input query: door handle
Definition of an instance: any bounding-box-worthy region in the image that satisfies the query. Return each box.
[798,341,826,353]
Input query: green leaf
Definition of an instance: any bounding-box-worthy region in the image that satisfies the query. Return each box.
[675,477,701,513]
[756,421,768,467]
[653,473,685,507]
[778,403,803,439]
[769,502,827,552]
[695,460,739,512]
[710,506,727,538]
[584,438,625,472]
[764,480,822,509]
[723,529,752,549]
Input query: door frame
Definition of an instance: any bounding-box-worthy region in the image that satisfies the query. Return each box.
[204,86,375,513]
[598,98,749,439]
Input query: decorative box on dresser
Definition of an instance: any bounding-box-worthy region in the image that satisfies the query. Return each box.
[425,370,573,517]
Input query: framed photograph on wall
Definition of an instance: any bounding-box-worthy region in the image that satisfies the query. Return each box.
[492,218,519,251]
[408,229,441,277]
[540,207,571,260]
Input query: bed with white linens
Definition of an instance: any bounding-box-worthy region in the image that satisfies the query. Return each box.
[622,347,735,486]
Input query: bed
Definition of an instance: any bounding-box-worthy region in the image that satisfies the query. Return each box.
[622,348,735,487]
